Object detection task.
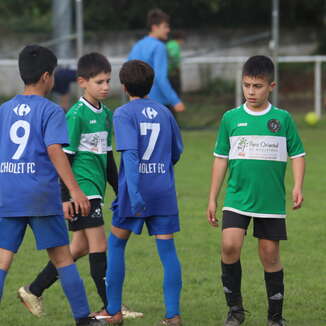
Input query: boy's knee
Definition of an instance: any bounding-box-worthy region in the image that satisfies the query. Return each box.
[259,242,280,266]
[222,242,241,259]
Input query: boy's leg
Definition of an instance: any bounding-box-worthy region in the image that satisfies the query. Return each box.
[0,248,15,301]
[105,226,130,318]
[47,244,91,320]
[221,228,245,307]
[29,230,89,298]
[155,234,182,321]
[255,217,286,325]
[258,239,284,324]
[0,217,28,303]
[85,226,107,309]
[221,211,249,325]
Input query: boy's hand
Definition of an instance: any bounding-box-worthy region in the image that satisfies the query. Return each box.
[131,194,146,217]
[174,102,185,112]
[292,187,304,209]
[63,201,74,221]
[207,201,219,227]
[70,188,90,216]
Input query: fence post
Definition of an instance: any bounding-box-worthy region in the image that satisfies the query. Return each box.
[235,62,242,107]
[314,58,322,117]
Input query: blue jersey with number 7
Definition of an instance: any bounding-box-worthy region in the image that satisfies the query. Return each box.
[113,98,183,218]
[0,95,69,217]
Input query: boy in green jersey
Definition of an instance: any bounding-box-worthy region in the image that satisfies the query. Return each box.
[207,56,305,326]
[18,53,142,319]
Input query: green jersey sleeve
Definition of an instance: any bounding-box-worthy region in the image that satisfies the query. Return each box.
[286,113,305,158]
[64,112,82,154]
[107,109,113,151]
[214,114,230,157]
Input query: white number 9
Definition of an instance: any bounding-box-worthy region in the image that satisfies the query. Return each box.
[9,120,30,160]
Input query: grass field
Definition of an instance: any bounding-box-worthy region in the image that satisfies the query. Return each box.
[1,114,326,326]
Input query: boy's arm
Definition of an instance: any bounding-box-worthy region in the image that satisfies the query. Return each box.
[291,156,305,209]
[122,150,146,216]
[60,152,75,202]
[207,157,228,227]
[47,144,90,217]
[60,152,76,220]
[170,114,183,165]
[107,151,118,196]
[153,44,184,110]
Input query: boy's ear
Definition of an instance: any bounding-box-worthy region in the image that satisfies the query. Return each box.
[270,81,276,90]
[77,76,87,88]
[41,71,51,82]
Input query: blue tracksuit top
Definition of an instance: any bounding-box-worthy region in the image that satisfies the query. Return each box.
[128,36,180,106]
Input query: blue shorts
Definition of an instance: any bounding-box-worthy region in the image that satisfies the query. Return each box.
[0,215,69,253]
[112,212,180,236]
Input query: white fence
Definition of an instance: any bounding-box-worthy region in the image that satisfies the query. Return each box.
[183,55,326,117]
[0,55,325,116]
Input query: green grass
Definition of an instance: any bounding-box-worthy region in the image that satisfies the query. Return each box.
[2,115,326,326]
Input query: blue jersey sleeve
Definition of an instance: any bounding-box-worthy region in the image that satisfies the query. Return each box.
[152,43,180,106]
[122,150,146,216]
[170,114,183,164]
[113,112,138,151]
[43,106,69,147]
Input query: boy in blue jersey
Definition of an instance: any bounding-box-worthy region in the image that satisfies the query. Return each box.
[0,45,102,326]
[128,8,185,114]
[18,52,142,321]
[97,60,183,326]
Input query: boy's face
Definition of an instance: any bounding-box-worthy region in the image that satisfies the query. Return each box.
[79,72,111,103]
[152,22,170,41]
[242,75,275,110]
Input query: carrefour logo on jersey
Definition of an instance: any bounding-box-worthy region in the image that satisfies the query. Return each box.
[13,104,31,116]
[142,107,158,119]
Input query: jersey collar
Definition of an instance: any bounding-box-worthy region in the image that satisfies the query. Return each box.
[243,102,272,116]
[80,97,103,114]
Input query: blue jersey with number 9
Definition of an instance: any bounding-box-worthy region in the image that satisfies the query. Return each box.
[113,98,183,218]
[0,95,69,217]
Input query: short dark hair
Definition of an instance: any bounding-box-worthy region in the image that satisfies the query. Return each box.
[147,8,170,29]
[242,55,275,82]
[77,52,111,79]
[119,60,154,98]
[19,45,57,85]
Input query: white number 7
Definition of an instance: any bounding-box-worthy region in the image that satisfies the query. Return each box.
[10,120,30,160]
[140,122,160,160]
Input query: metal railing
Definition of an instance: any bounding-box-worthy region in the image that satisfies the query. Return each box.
[0,55,325,116]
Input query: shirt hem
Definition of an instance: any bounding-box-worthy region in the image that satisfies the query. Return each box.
[214,153,229,158]
[223,207,286,218]
[87,195,102,200]
[290,152,306,159]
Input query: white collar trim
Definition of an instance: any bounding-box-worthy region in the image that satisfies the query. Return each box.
[80,97,103,113]
[243,102,271,116]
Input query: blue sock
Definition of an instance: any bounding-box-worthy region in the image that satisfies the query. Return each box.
[106,233,128,315]
[0,269,7,301]
[57,264,90,319]
[156,238,182,318]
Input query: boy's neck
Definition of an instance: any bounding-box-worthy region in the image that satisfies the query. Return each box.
[82,94,100,108]
[129,95,147,101]
[245,101,270,112]
[148,32,159,40]
[23,85,47,97]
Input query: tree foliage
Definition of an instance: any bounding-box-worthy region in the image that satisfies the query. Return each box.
[0,0,325,35]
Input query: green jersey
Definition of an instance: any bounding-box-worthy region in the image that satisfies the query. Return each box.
[214,103,305,218]
[166,40,181,73]
[64,97,113,200]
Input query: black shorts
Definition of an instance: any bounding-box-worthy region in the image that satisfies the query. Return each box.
[222,210,287,240]
[68,199,104,231]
